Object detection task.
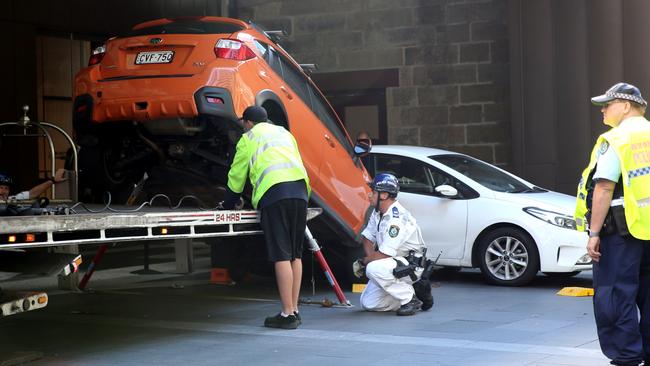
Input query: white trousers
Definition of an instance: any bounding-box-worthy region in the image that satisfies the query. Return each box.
[360,257,415,312]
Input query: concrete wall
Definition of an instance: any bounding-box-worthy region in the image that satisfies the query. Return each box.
[239,0,511,167]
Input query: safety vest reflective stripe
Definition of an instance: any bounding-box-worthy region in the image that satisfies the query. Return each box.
[255,161,306,188]
[629,166,650,180]
[250,140,296,168]
[638,197,650,208]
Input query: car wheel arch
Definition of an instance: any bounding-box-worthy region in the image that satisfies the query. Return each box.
[255,90,288,129]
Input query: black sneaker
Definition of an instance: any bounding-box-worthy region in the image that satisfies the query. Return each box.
[396,297,422,316]
[264,313,299,329]
[294,311,302,325]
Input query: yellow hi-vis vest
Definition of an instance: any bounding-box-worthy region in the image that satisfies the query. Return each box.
[575,116,650,239]
[227,122,310,209]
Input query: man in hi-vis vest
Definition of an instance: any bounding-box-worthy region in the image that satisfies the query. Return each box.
[223,106,310,330]
[575,83,650,366]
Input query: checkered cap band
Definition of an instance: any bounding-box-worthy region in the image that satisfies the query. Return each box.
[607,92,648,107]
[628,166,650,179]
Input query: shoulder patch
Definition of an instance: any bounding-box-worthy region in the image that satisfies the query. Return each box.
[599,140,609,155]
[388,225,400,238]
[392,206,399,218]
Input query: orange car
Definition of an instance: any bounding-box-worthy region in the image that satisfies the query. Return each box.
[73,16,371,242]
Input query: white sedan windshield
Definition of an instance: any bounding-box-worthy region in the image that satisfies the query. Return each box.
[430,154,539,193]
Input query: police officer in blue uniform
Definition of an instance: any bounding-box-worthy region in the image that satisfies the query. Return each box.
[579,83,650,366]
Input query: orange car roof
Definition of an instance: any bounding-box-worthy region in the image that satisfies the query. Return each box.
[132,16,250,31]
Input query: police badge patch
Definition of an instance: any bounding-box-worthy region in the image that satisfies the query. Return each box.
[599,140,609,155]
[389,225,400,238]
[392,207,399,218]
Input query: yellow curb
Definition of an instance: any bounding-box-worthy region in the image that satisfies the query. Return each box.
[352,283,366,293]
[557,287,594,297]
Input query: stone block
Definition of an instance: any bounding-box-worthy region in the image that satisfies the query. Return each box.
[471,21,508,41]
[320,31,364,50]
[284,34,320,55]
[483,103,508,122]
[420,125,466,146]
[414,5,445,26]
[461,83,506,103]
[388,87,418,107]
[459,42,490,63]
[494,143,512,166]
[388,106,403,125]
[238,6,255,21]
[447,1,506,24]
[339,48,404,70]
[490,40,509,63]
[451,145,495,163]
[280,0,363,16]
[478,63,509,83]
[295,14,346,33]
[366,27,420,47]
[450,105,482,124]
[390,126,420,145]
[405,44,458,65]
[256,17,293,36]
[401,106,449,126]
[249,2,283,18]
[290,51,338,72]
[418,85,459,106]
[413,64,476,85]
[347,8,415,31]
[435,23,470,43]
[368,0,420,10]
[400,67,414,86]
[467,122,509,144]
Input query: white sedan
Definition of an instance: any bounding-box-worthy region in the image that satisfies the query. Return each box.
[366,145,591,286]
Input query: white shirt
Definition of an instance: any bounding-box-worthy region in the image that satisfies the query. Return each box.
[361,200,424,257]
[9,191,29,200]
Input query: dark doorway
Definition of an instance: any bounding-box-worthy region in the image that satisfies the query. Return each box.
[312,68,399,145]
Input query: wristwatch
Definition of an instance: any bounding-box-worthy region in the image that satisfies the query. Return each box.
[588,230,600,238]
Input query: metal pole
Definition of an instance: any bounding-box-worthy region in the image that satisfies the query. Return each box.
[78,244,108,290]
[304,226,350,306]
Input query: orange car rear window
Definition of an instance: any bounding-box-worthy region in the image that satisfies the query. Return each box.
[124,20,244,37]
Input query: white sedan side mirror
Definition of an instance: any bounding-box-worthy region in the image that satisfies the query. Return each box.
[435,184,458,197]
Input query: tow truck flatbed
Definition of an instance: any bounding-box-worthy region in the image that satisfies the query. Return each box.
[0,206,322,249]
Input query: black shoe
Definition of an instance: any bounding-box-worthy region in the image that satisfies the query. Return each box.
[396,297,422,316]
[294,311,301,325]
[609,361,644,366]
[264,313,299,329]
[413,279,434,311]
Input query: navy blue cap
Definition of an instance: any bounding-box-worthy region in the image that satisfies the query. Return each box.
[592,82,647,107]
[241,106,268,123]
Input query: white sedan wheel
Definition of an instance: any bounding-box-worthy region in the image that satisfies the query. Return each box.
[478,228,539,286]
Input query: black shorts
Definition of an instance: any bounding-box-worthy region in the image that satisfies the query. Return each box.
[260,199,307,262]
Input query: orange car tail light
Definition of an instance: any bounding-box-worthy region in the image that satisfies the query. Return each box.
[214,39,256,61]
[88,44,106,66]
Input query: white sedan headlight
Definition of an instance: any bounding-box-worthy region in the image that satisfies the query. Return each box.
[523,207,577,230]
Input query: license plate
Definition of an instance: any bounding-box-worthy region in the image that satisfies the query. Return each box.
[135,51,174,65]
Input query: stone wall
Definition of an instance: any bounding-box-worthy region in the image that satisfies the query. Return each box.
[238,0,510,166]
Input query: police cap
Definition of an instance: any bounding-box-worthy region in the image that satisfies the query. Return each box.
[591,82,647,107]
